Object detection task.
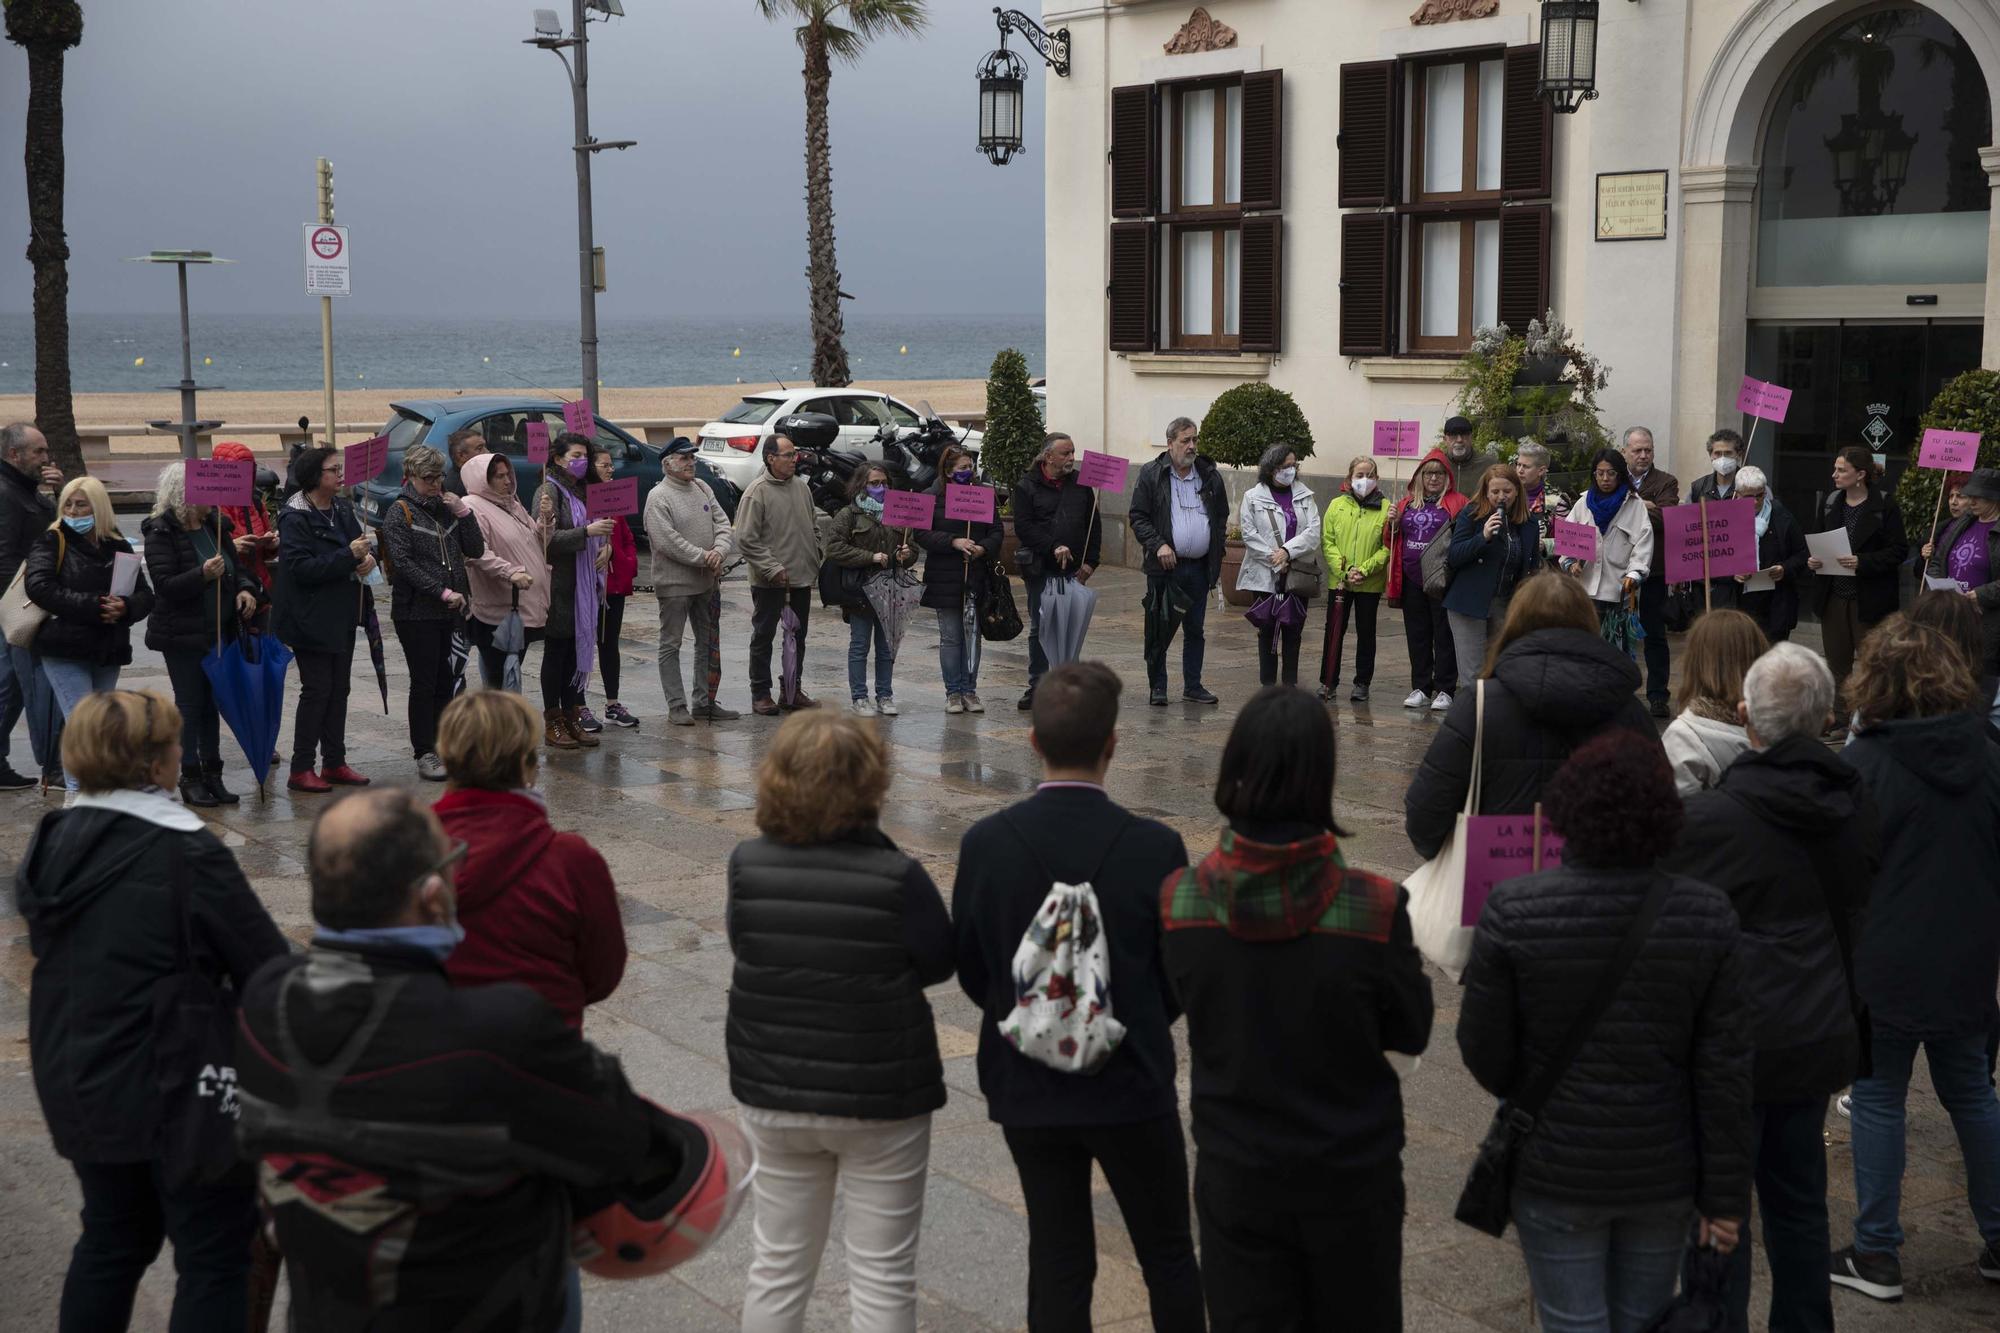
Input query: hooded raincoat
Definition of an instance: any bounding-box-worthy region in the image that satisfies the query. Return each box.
[1383,449,1467,605]
[459,453,551,630]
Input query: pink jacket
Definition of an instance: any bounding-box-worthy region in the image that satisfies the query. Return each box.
[461,453,552,628]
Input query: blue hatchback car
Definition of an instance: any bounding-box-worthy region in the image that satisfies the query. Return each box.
[357,397,739,541]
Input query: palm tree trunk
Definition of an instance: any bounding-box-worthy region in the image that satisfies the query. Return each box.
[801,23,851,389]
[22,40,82,478]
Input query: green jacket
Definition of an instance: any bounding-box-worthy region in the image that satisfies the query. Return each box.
[1321,490,1391,594]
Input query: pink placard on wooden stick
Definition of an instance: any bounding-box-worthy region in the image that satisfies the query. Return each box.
[1661,498,1759,585]
[1077,450,1130,492]
[586,476,638,519]
[944,482,995,524]
[562,399,594,436]
[1553,518,1598,562]
[184,458,253,506]
[342,436,388,485]
[1371,420,1422,458]
[523,420,551,465]
[1736,376,1793,423]
[1918,428,1981,471]
[1462,814,1566,927]
[882,489,936,530]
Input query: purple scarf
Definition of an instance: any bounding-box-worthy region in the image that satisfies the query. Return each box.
[560,479,605,688]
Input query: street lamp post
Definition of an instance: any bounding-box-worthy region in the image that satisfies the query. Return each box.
[124,249,233,459]
[527,2,635,413]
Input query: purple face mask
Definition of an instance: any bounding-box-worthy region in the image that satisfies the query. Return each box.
[565,456,589,478]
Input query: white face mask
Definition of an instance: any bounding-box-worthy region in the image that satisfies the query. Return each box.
[1274,467,1298,487]
[1713,456,1740,477]
[1351,476,1377,498]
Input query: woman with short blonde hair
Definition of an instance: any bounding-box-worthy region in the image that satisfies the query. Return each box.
[728,710,953,1330]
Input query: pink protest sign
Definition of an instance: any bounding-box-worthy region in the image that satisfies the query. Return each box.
[882,489,936,530]
[586,476,638,519]
[1462,814,1566,927]
[1371,420,1422,458]
[1553,517,1598,562]
[1736,376,1793,423]
[183,458,253,507]
[562,399,594,436]
[1077,450,1130,492]
[523,420,551,465]
[1918,428,1981,471]
[1661,498,1759,585]
[944,482,996,525]
[342,436,388,486]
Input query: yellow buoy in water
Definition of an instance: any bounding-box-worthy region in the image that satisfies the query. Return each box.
[732,347,741,358]
[133,356,145,367]
[202,356,212,366]
[483,356,491,364]
[899,345,908,355]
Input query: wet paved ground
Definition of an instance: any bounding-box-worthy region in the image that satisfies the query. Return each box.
[2,566,1994,1330]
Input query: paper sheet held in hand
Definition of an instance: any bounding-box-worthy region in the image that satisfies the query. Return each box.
[1926,574,1969,593]
[1804,528,1854,575]
[110,551,141,598]
[1743,569,1776,593]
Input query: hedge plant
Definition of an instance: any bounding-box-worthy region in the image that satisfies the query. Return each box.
[982,347,1042,500]
[1199,382,1314,470]
[1896,368,2000,541]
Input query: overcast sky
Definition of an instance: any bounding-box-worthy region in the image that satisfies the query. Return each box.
[0,0,1046,319]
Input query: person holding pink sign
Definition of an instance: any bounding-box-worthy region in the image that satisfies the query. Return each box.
[915,443,1003,713]
[585,445,642,730]
[1722,467,1810,643]
[274,446,374,793]
[826,465,919,715]
[1806,447,1908,717]
[379,445,487,781]
[532,433,618,748]
[1922,468,2000,673]
[1127,418,1228,706]
[1008,434,1101,711]
[460,453,551,691]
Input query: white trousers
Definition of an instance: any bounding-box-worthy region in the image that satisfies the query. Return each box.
[739,1113,932,1333]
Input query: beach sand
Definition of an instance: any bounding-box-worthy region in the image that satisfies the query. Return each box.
[0,380,985,457]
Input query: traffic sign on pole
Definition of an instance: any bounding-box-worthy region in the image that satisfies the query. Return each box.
[304,223,350,297]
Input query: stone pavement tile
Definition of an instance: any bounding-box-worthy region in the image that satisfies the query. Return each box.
[1403,1294,1508,1332]
[579,1273,741,1331]
[1403,1239,1532,1320]
[582,1009,734,1114]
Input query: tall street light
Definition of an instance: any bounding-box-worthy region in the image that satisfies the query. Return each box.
[526,1,636,413]
[124,249,233,459]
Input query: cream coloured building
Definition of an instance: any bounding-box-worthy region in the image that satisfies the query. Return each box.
[1036,0,1999,545]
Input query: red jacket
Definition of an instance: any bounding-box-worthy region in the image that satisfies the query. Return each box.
[607,514,638,597]
[437,787,626,1027]
[1384,448,1467,604]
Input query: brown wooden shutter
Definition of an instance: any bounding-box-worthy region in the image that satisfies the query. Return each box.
[1338,61,1400,208]
[1239,216,1282,353]
[1111,84,1158,218]
[1108,221,1158,352]
[1501,46,1553,199]
[1240,70,1283,212]
[1338,213,1397,357]
[1497,205,1552,332]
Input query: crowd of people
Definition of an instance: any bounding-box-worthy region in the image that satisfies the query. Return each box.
[8,406,2000,1333]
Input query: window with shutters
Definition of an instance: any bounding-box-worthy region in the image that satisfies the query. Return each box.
[1337,48,1552,358]
[1167,79,1243,348]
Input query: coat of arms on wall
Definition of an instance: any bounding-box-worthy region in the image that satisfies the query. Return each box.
[1411,0,1501,25]
[1164,7,1237,54]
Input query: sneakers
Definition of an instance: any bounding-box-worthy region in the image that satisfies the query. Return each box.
[962,692,984,713]
[1149,687,1169,706]
[416,752,447,782]
[850,698,878,716]
[575,705,604,734]
[604,702,639,728]
[1979,1240,2000,1282]
[1017,688,1036,711]
[1403,689,1430,709]
[694,701,741,721]
[1183,686,1220,705]
[1830,1245,1903,1301]
[946,693,966,715]
[287,769,333,794]
[1350,684,1370,702]
[877,697,899,717]
[0,764,34,792]
[668,704,695,727]
[322,765,371,786]
[1431,691,1454,712]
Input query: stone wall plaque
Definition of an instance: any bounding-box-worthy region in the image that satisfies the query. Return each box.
[1595,170,1670,241]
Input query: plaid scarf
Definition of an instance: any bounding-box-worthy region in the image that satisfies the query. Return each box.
[1162,829,1397,943]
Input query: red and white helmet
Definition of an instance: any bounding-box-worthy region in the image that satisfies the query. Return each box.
[572,1110,754,1278]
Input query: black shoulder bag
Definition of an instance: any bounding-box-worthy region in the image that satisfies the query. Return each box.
[151,834,250,1190]
[1454,872,1673,1236]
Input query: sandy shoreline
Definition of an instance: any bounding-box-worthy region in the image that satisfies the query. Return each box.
[0,380,986,457]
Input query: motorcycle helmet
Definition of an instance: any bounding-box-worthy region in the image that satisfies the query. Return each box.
[572,1110,755,1278]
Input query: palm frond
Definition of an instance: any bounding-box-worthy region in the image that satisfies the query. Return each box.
[842,0,929,43]
[821,21,865,64]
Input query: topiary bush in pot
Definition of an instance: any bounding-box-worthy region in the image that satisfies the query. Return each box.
[1198,382,1314,471]
[982,347,1042,502]
[1896,368,2000,543]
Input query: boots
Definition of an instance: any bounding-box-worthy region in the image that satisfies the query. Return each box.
[179,765,220,808]
[563,706,601,748]
[202,759,241,805]
[545,707,580,750]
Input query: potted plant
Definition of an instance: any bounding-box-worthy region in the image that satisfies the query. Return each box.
[1453,312,1611,473]
[982,347,1042,570]
[1895,368,2000,546]
[1200,383,1314,606]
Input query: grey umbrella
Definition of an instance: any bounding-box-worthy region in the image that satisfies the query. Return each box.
[1039,574,1098,667]
[863,568,925,658]
[493,588,527,694]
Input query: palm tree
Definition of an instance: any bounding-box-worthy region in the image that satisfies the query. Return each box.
[4,0,84,479]
[755,0,927,389]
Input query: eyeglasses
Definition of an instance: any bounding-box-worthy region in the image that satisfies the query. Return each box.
[412,839,469,893]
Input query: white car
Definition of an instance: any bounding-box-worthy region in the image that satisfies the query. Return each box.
[696,387,982,490]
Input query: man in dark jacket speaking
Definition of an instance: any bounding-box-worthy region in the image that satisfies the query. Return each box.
[1661,642,1878,1332]
[236,789,680,1332]
[1127,417,1228,706]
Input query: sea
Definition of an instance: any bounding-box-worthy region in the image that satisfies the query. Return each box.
[0,312,1046,396]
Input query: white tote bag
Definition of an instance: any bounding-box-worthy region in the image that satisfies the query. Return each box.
[997,880,1127,1074]
[1405,678,1484,980]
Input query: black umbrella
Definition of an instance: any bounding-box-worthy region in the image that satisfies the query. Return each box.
[1141,579,1193,681]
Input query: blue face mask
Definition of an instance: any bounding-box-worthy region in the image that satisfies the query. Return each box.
[62,515,94,535]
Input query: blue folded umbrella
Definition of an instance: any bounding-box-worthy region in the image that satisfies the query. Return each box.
[202,631,295,796]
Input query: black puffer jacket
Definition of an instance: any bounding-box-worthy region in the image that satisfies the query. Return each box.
[1458,867,1752,1219]
[1405,628,1659,859]
[272,494,364,654]
[24,524,154,666]
[142,512,264,654]
[0,456,54,591]
[726,828,954,1120]
[1660,736,1877,1102]
[1844,712,2000,1041]
[1010,466,1102,578]
[916,479,1004,613]
[378,487,483,623]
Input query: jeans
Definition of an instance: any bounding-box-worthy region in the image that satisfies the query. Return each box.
[1399,579,1457,695]
[847,614,895,701]
[1638,575,1671,701]
[393,617,457,758]
[4,640,59,773]
[1319,589,1380,690]
[40,656,121,791]
[1002,1113,1206,1333]
[739,1113,932,1333]
[936,600,981,695]
[1510,1191,1693,1333]
[1025,575,1049,689]
[1448,596,1510,686]
[1195,1172,1400,1332]
[290,637,355,773]
[1850,1030,2000,1255]
[1144,562,1210,693]
[749,586,813,701]
[162,648,222,768]
[1710,1098,1832,1333]
[656,592,716,710]
[60,1157,258,1333]
[599,593,626,698]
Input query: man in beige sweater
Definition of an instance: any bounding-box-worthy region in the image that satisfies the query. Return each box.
[734,434,824,714]
[644,439,739,725]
